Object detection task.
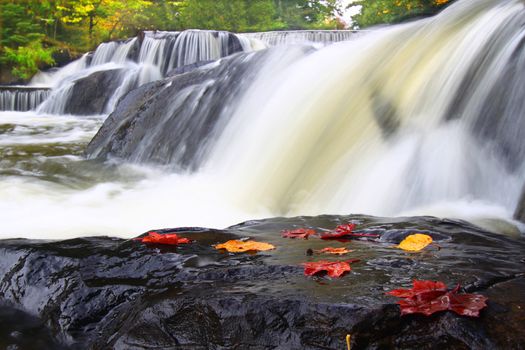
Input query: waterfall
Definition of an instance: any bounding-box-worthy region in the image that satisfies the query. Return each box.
[3,0,525,239]
[29,29,358,116]
[30,30,246,115]
[86,46,313,169]
[0,87,51,111]
[203,0,525,220]
[240,30,358,46]
[137,30,247,75]
[30,53,89,88]
[90,38,138,66]
[81,0,525,233]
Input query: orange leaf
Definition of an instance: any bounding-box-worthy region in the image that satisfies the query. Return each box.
[397,233,433,251]
[315,247,353,255]
[215,240,275,253]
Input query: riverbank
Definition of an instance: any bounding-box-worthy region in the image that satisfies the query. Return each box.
[1,215,524,349]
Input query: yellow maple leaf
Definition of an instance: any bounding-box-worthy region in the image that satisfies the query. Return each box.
[215,240,275,253]
[397,234,433,251]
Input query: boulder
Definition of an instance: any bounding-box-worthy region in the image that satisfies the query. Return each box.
[85,50,272,170]
[0,214,524,349]
[64,69,126,115]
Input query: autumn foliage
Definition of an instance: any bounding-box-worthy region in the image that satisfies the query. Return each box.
[302,259,360,278]
[320,223,380,239]
[397,233,433,251]
[136,231,191,245]
[387,280,488,317]
[134,221,490,319]
[215,240,275,253]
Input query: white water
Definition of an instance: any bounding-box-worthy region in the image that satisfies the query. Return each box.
[207,0,524,220]
[0,89,50,111]
[2,29,355,113]
[241,30,358,47]
[1,0,525,239]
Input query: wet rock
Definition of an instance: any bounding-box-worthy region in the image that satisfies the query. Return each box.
[166,61,214,76]
[514,184,525,223]
[0,304,63,350]
[85,50,272,170]
[64,69,125,115]
[0,68,25,85]
[0,215,524,349]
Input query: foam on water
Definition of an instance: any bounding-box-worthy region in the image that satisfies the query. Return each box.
[1,0,525,238]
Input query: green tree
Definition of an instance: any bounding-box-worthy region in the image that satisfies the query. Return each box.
[351,0,453,28]
[0,0,346,81]
[136,0,186,31]
[178,0,248,32]
[0,1,55,80]
[275,0,344,30]
[3,41,54,79]
[245,1,280,32]
[56,0,154,45]
[177,0,343,32]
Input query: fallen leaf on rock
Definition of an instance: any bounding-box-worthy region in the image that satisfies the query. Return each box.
[302,259,360,278]
[335,223,356,234]
[315,247,353,255]
[387,280,488,317]
[281,228,317,239]
[397,233,433,251]
[320,223,380,239]
[388,280,447,298]
[136,231,191,245]
[215,240,275,253]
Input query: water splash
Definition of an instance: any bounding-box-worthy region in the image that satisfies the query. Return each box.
[1,1,525,239]
[205,0,525,223]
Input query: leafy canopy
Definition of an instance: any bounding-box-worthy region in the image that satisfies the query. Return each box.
[350,0,453,28]
[0,0,346,80]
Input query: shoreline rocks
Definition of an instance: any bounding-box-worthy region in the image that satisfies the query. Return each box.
[0,215,524,349]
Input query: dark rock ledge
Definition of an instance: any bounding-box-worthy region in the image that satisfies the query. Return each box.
[0,215,524,349]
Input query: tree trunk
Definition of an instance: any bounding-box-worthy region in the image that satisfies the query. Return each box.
[89,13,94,44]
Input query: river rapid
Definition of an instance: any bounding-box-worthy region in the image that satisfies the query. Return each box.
[1,0,525,239]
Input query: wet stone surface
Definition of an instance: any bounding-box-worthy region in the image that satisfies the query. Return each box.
[0,214,524,349]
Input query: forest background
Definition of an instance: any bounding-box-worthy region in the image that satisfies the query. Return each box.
[0,0,451,82]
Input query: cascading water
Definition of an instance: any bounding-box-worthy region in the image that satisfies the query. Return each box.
[1,0,524,239]
[207,0,525,223]
[33,30,247,114]
[0,87,51,111]
[241,30,358,46]
[2,29,353,114]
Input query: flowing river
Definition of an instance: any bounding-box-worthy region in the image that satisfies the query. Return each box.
[1,0,524,239]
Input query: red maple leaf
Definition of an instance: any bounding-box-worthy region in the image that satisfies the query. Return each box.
[281,228,317,239]
[136,231,191,245]
[320,223,380,239]
[388,280,447,298]
[387,280,488,317]
[302,259,360,278]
